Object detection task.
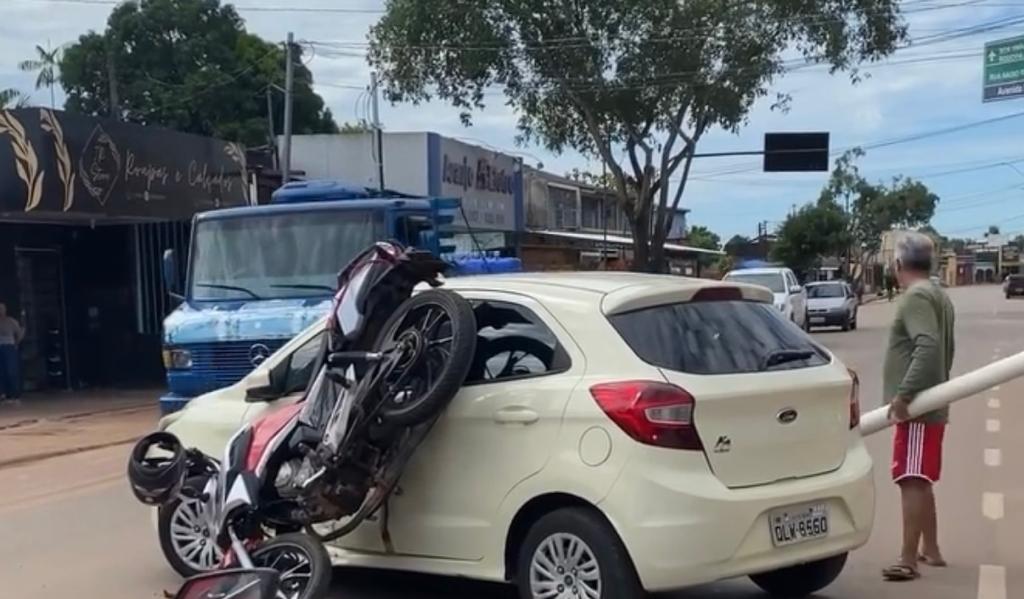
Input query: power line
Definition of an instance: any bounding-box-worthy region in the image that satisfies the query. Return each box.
[12,0,386,13]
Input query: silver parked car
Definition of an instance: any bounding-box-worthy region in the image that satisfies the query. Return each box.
[806,281,858,332]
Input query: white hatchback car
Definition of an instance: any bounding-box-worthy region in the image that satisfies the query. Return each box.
[157,272,873,599]
[724,267,809,330]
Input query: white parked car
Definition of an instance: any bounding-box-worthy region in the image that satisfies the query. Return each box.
[723,267,809,330]
[806,281,858,332]
[157,272,872,599]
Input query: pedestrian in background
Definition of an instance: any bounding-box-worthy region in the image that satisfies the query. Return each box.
[881,233,955,582]
[0,302,25,403]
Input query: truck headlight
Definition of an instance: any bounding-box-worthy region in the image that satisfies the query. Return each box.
[162,348,192,369]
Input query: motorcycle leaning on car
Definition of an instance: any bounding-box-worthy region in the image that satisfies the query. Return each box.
[128,241,478,599]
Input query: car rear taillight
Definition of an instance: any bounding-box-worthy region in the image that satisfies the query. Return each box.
[847,369,861,429]
[589,381,702,450]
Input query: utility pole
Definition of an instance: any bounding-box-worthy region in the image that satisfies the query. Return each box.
[266,87,277,170]
[281,32,295,185]
[370,71,385,191]
[106,39,120,120]
[601,156,609,270]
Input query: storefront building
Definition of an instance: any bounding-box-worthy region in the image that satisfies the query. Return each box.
[0,109,248,392]
[288,132,523,255]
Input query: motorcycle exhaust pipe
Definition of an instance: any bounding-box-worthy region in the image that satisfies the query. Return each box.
[860,350,1024,436]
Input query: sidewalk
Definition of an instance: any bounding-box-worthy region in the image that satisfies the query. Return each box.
[0,388,160,469]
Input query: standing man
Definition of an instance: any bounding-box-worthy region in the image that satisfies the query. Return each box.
[0,302,24,403]
[881,232,955,582]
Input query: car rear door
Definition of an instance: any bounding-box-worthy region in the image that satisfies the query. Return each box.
[373,292,584,560]
[607,297,855,488]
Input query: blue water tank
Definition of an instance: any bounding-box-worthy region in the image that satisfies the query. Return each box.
[450,257,522,275]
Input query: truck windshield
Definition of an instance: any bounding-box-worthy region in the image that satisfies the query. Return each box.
[190,210,384,301]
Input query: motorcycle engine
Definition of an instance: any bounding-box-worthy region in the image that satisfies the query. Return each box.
[272,458,310,498]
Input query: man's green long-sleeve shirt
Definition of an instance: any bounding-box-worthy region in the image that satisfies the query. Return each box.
[882,279,955,424]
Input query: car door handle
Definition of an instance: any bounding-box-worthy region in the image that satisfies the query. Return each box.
[493,407,540,425]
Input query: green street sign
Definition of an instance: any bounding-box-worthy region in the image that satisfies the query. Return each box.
[984,35,1024,102]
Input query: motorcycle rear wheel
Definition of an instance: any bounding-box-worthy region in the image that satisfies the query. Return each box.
[373,289,476,427]
[251,533,332,599]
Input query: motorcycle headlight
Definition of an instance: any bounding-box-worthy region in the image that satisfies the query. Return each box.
[162,348,193,370]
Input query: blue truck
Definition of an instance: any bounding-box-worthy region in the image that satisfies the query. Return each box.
[159,180,467,414]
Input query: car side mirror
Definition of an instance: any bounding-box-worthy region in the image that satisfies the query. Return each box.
[162,249,184,300]
[790,285,802,294]
[244,362,289,403]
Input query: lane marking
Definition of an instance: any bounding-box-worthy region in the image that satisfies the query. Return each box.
[987,419,1001,433]
[989,398,1001,409]
[985,448,1002,467]
[978,564,1007,599]
[983,493,1005,520]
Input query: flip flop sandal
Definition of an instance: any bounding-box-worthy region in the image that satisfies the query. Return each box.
[882,564,920,581]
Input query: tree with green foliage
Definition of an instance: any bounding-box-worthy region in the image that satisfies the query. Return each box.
[59,0,336,145]
[685,224,721,268]
[776,149,938,282]
[724,234,752,257]
[367,0,907,272]
[19,42,61,108]
[771,200,848,278]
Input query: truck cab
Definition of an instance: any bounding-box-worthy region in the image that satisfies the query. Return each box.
[159,180,458,414]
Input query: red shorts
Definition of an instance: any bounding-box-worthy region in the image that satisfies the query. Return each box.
[892,421,946,484]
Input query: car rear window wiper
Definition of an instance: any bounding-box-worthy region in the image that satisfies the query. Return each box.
[195,283,262,300]
[269,284,336,292]
[760,349,815,371]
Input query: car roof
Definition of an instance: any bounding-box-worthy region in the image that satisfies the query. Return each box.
[806,280,845,286]
[442,271,773,314]
[724,268,787,276]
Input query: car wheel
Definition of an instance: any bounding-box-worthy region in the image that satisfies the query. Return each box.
[749,553,847,598]
[841,311,851,332]
[851,312,858,330]
[157,477,222,577]
[802,312,810,332]
[516,508,643,599]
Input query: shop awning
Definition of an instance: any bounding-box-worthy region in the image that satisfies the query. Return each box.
[527,229,724,256]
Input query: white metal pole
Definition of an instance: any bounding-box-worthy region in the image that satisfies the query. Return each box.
[371,71,385,191]
[860,350,1024,436]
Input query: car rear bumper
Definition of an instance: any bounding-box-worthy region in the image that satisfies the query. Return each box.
[807,311,849,327]
[600,436,874,592]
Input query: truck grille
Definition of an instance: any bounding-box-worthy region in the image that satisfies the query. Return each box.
[187,339,290,388]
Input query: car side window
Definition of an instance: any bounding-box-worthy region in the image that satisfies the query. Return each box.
[282,331,325,393]
[464,301,571,385]
[785,272,797,291]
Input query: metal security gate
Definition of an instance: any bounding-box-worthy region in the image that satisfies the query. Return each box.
[14,247,70,391]
[134,221,191,335]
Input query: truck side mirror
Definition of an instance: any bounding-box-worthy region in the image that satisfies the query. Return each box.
[162,249,183,300]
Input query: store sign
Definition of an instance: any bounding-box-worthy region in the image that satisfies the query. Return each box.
[0,109,248,219]
[438,138,518,231]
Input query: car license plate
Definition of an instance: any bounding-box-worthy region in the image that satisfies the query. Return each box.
[810,317,826,324]
[769,503,829,547]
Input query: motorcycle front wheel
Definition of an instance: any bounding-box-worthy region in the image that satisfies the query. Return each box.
[251,533,332,599]
[373,289,477,427]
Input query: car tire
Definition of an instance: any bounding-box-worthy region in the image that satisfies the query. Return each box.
[802,312,810,332]
[516,508,644,599]
[841,312,851,332]
[157,476,221,577]
[851,312,858,330]
[749,553,848,598]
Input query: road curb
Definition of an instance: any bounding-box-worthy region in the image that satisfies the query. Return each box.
[0,436,139,471]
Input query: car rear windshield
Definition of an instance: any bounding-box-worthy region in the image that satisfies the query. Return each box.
[724,273,785,293]
[807,284,845,298]
[608,300,829,375]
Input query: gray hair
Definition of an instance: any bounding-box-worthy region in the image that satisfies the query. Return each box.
[895,231,934,272]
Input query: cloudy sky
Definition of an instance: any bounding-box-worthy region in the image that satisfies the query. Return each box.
[3,0,1024,240]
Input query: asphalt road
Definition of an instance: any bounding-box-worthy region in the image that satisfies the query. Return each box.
[0,284,1020,599]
